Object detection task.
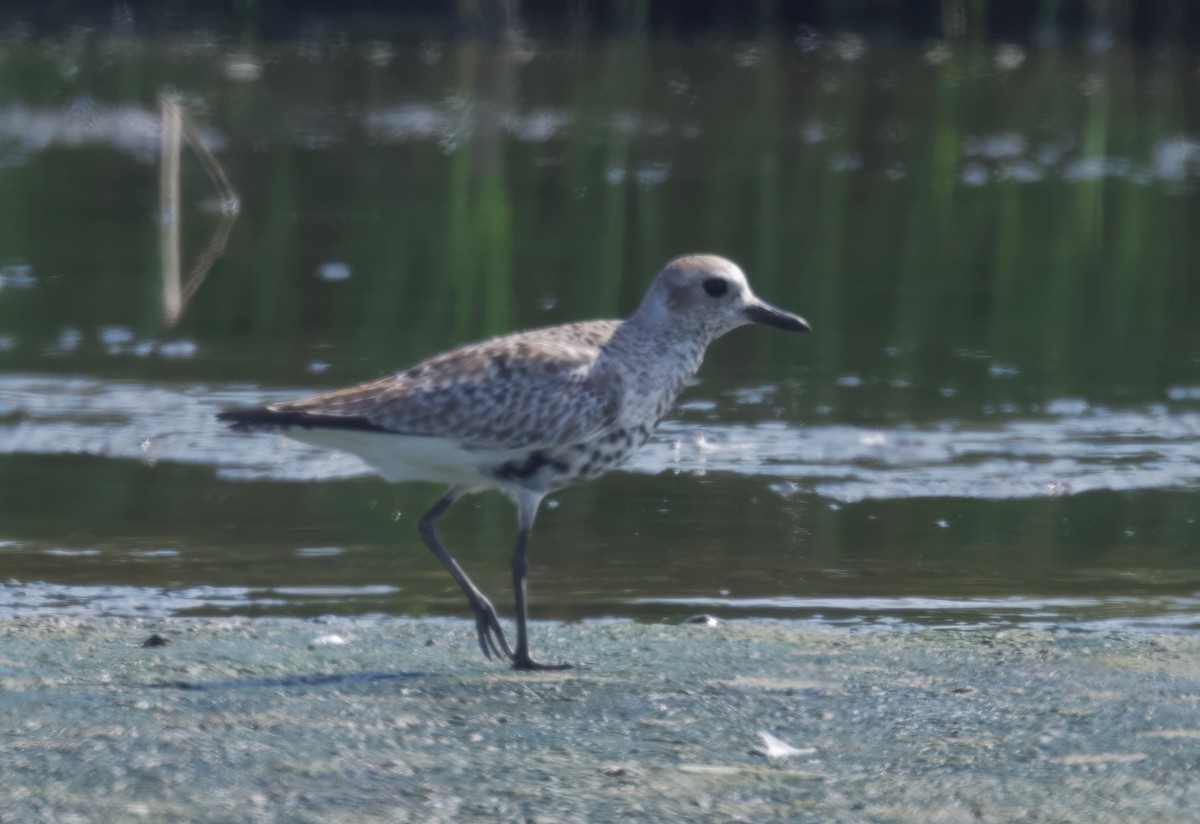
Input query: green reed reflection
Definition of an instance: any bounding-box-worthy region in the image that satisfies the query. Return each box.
[0,32,1197,395]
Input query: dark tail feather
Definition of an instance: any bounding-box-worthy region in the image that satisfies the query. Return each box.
[217,407,388,433]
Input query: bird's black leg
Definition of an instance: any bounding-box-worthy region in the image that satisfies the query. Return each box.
[418,486,513,662]
[511,491,572,671]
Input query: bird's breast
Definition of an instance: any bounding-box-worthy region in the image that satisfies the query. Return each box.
[486,421,656,492]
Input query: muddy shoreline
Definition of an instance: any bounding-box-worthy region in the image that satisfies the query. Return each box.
[1,617,1197,822]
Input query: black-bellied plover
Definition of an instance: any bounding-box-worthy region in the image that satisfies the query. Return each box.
[219,254,809,669]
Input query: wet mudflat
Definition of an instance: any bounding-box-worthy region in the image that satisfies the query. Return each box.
[1,616,1197,823]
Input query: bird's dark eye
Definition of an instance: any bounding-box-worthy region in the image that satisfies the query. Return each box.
[702,278,728,298]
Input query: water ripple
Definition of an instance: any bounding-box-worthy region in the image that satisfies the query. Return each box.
[3,578,1197,631]
[630,594,1200,633]
[1,374,1198,502]
[643,406,1200,502]
[0,580,399,619]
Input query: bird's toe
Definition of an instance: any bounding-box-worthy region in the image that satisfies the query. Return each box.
[512,654,573,671]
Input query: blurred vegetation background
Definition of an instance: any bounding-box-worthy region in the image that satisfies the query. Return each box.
[1,0,1196,407]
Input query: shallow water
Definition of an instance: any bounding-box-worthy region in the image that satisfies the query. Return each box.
[1,18,1199,631]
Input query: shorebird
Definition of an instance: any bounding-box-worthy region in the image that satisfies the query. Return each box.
[218,254,809,669]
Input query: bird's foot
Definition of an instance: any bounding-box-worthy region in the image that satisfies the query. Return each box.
[469,599,514,662]
[512,652,573,671]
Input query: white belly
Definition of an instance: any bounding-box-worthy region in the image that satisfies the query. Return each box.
[281,427,520,487]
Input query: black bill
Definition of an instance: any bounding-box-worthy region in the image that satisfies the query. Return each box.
[744,300,811,332]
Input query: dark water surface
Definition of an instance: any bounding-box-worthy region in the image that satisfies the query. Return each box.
[1,21,1199,630]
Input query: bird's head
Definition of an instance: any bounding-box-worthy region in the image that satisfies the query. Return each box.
[635,254,811,341]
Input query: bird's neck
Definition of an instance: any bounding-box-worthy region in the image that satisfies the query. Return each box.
[614,308,710,367]
[606,312,711,422]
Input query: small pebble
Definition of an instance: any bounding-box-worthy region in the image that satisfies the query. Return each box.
[308,634,349,648]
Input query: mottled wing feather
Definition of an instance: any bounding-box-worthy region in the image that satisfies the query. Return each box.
[270,321,623,451]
